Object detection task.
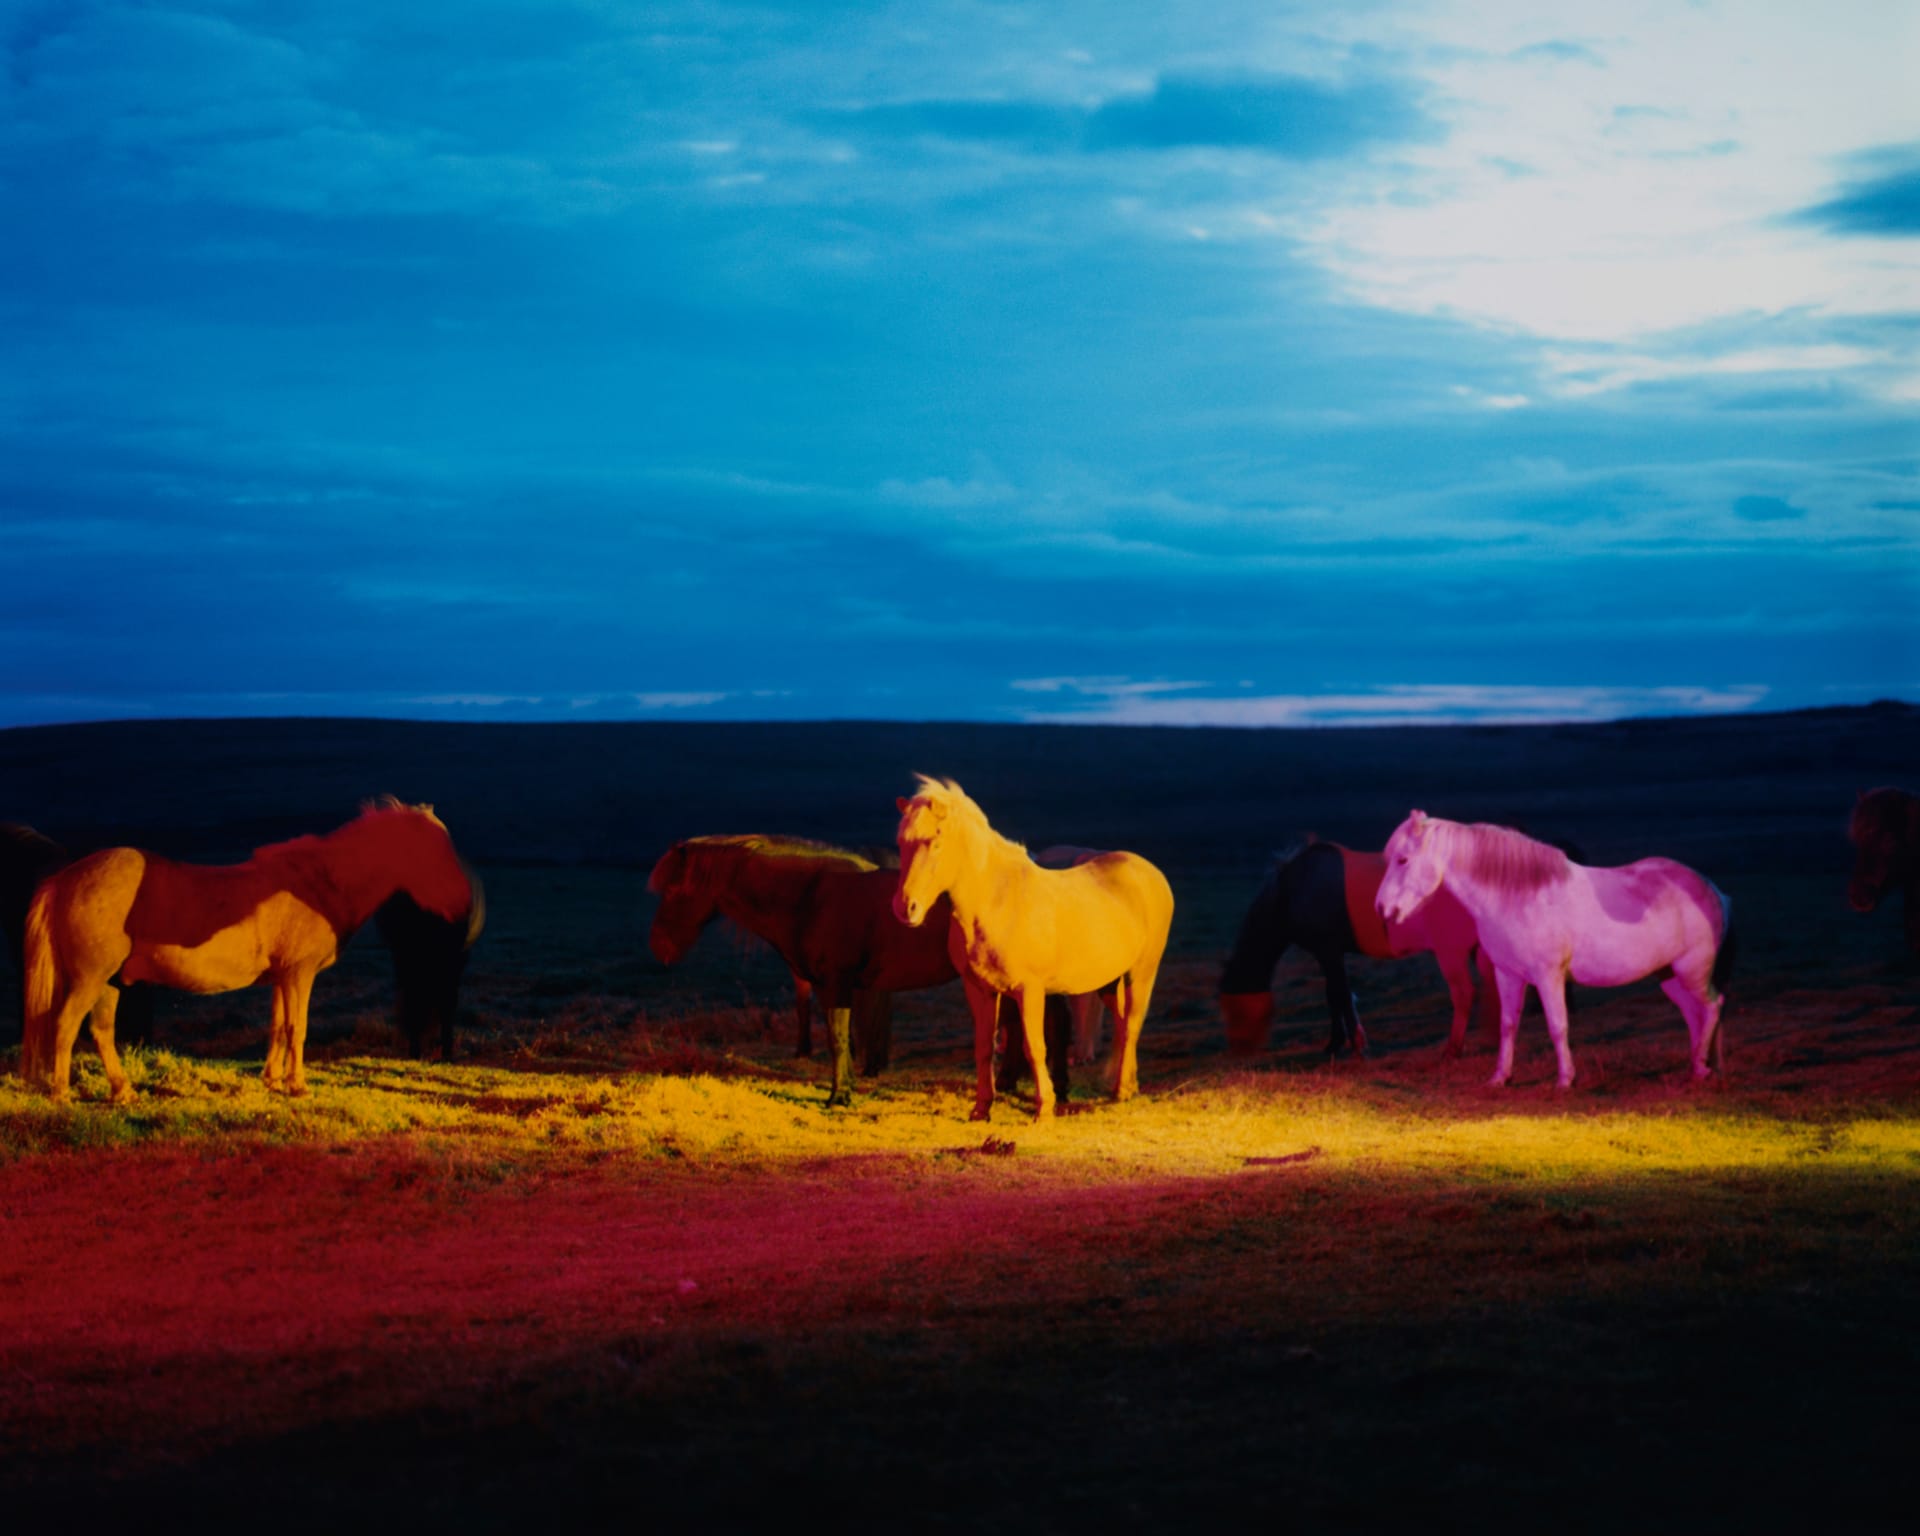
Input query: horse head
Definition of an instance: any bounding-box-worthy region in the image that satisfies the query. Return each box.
[1376,809,1446,925]
[893,775,984,927]
[360,799,473,927]
[1849,788,1916,913]
[646,841,718,964]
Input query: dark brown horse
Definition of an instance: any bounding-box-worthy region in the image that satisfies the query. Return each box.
[1850,787,1920,952]
[647,835,958,1108]
[23,800,475,1102]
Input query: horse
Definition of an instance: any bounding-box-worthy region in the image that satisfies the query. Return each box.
[1849,787,1920,952]
[1218,838,1495,1059]
[647,835,957,1108]
[1375,811,1734,1089]
[4,824,158,1050]
[373,862,487,1059]
[893,777,1174,1123]
[22,799,475,1103]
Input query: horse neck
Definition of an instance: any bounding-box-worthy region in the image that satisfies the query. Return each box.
[1221,872,1287,991]
[706,853,818,951]
[274,820,443,934]
[1426,824,1513,927]
[938,818,1028,927]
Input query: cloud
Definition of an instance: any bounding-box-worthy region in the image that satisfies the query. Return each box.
[1083,71,1431,156]
[1017,681,1772,728]
[831,70,1431,160]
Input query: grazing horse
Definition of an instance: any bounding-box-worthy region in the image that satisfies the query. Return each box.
[23,799,475,1103]
[894,777,1174,1123]
[647,835,957,1108]
[1218,839,1494,1059]
[1376,811,1733,1088]
[1849,787,1920,952]
[4,824,158,1050]
[373,862,487,1059]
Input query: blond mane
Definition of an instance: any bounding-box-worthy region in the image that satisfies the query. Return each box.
[902,776,1027,857]
[1454,820,1573,895]
[649,834,875,897]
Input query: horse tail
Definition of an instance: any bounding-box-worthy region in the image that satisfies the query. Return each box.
[1708,885,1737,1074]
[22,883,59,1084]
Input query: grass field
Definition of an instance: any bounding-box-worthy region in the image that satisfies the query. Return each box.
[2,706,1917,1527]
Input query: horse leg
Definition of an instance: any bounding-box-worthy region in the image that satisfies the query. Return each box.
[263,983,292,1092]
[825,997,855,1108]
[1067,993,1099,1066]
[286,971,318,1097]
[966,977,1001,1122]
[1662,956,1721,1080]
[993,994,1024,1093]
[1440,948,1478,1060]
[87,982,135,1106]
[793,976,814,1059]
[854,989,893,1075]
[1114,953,1162,1102]
[1017,986,1056,1122]
[1045,995,1071,1104]
[46,981,102,1105]
[1537,970,1574,1089]
[1319,953,1364,1058]
[1488,966,1529,1088]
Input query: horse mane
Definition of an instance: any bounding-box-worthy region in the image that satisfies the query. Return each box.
[252,799,440,864]
[905,776,1027,858]
[649,834,876,898]
[1452,819,1574,895]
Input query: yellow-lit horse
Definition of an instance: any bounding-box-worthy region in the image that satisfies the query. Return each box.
[893,776,1174,1123]
[23,799,475,1103]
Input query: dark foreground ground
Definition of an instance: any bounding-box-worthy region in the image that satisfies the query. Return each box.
[1,705,1917,1530]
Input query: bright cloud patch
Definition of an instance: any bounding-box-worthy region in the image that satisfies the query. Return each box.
[1016,681,1772,728]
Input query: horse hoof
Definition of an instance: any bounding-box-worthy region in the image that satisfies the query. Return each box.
[1485,1075,1508,1089]
[110,1084,136,1107]
[288,1084,309,1099]
[826,1090,852,1110]
[968,1103,992,1123]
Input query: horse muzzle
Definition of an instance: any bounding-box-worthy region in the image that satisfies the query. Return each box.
[649,929,687,965]
[1848,880,1883,914]
[1220,992,1275,1056]
[893,891,926,927]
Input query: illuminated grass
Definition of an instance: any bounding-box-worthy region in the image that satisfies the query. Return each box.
[6,1034,1918,1186]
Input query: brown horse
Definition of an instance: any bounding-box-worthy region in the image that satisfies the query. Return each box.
[648,835,961,1107]
[23,799,475,1103]
[1850,787,1920,952]
[649,836,896,1068]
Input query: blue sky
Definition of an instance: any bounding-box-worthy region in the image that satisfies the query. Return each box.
[4,0,1916,728]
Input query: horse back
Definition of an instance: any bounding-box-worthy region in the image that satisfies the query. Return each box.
[121,854,312,948]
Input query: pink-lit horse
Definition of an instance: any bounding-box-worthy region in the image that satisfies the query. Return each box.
[1376,811,1733,1088]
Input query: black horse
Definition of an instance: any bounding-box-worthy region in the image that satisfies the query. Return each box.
[373,863,487,1059]
[1850,787,1920,952]
[1219,839,1497,1060]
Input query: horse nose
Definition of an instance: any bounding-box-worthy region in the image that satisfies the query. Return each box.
[1848,882,1879,913]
